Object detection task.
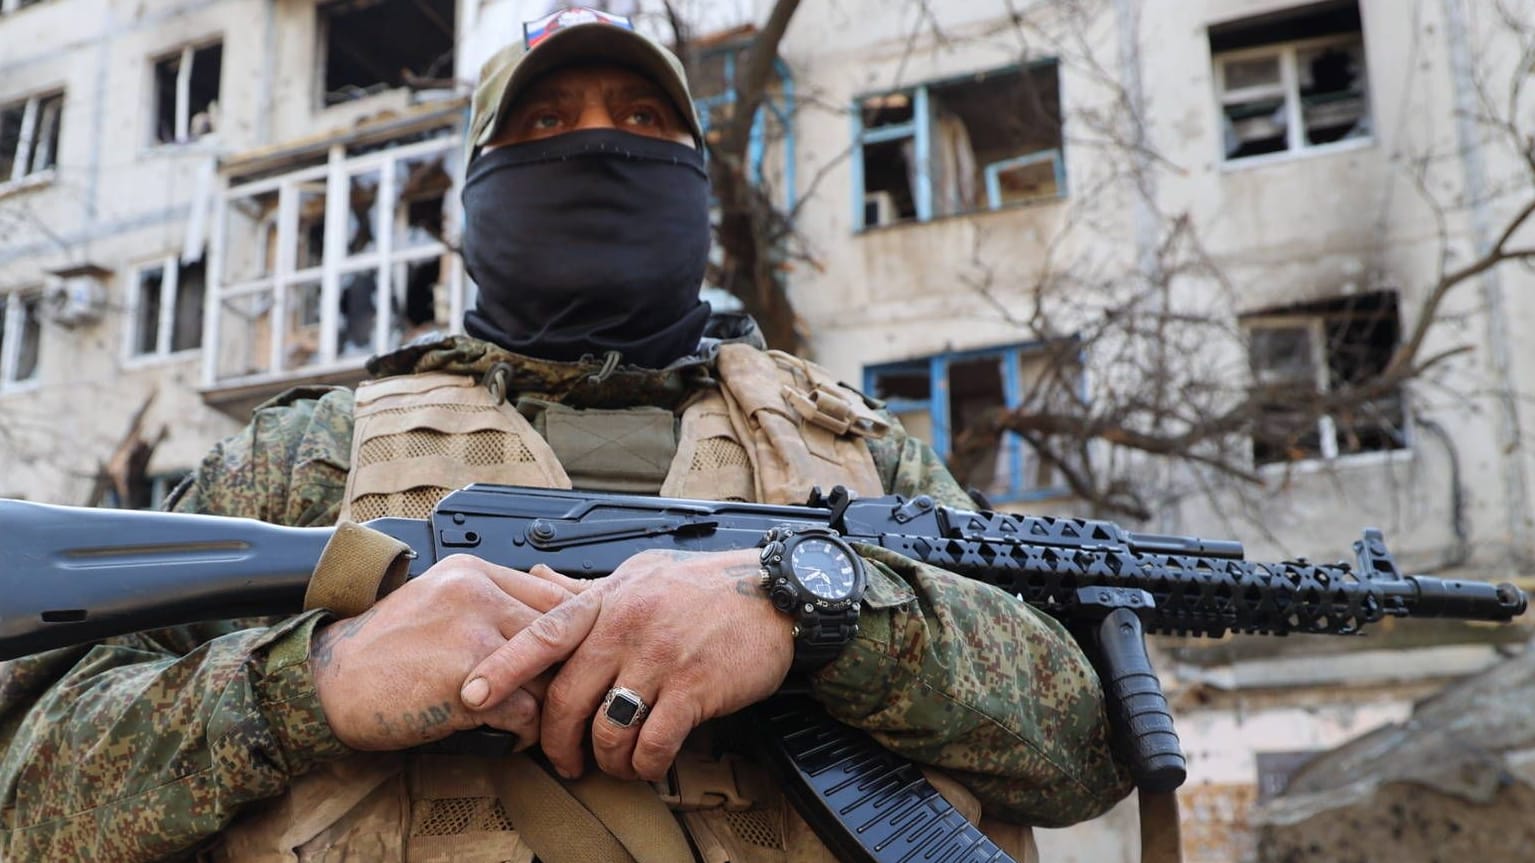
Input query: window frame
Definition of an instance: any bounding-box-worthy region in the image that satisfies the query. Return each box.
[850,61,1066,232]
[149,39,222,147]
[0,289,43,394]
[1,90,64,189]
[863,342,1074,504]
[205,130,463,388]
[1213,31,1373,167]
[1244,308,1410,468]
[125,255,206,364]
[691,41,797,214]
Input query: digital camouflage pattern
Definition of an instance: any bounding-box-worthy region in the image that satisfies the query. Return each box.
[0,332,1131,861]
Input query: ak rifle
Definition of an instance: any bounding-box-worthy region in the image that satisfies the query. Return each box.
[0,484,1525,862]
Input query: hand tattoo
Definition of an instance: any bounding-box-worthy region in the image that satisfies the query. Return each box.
[311,608,378,669]
[374,701,456,741]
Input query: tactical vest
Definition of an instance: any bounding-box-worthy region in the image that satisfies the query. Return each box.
[210,343,1038,863]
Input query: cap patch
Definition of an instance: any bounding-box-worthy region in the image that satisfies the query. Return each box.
[523,7,635,50]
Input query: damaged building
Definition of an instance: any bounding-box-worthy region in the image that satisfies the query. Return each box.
[3,0,1535,860]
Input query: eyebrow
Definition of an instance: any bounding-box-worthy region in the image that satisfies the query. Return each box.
[517,82,671,106]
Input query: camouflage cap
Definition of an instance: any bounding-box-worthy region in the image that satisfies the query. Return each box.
[469,7,704,157]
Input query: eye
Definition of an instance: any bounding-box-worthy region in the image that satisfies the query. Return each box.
[624,106,660,127]
[531,111,562,130]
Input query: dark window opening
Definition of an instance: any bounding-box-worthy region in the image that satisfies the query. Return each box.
[154,42,222,144]
[338,271,377,357]
[135,266,165,355]
[870,369,931,403]
[2,292,43,384]
[868,346,1070,502]
[31,93,61,174]
[858,64,1063,229]
[394,257,443,346]
[104,470,192,511]
[16,294,40,381]
[0,92,63,181]
[133,259,206,357]
[947,357,1007,495]
[395,154,450,247]
[862,139,917,226]
[172,260,206,352]
[320,0,455,107]
[0,103,24,180]
[296,181,327,270]
[1246,290,1405,465]
[1210,1,1361,53]
[932,66,1063,211]
[1299,43,1365,146]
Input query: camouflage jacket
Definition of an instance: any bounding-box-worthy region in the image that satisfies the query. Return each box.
[0,333,1131,862]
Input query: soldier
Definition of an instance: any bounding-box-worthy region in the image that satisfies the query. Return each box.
[0,7,1131,861]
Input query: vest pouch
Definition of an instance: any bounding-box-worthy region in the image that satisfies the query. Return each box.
[520,398,678,494]
[341,372,571,522]
[713,345,885,505]
[662,390,756,503]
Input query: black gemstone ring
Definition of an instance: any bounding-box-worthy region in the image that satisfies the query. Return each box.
[600,686,650,728]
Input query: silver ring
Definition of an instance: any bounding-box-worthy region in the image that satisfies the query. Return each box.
[600,686,650,728]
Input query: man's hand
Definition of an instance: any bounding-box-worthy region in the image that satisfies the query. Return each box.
[458,549,795,782]
[310,554,572,751]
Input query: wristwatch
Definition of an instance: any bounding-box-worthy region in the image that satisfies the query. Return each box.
[758,525,866,672]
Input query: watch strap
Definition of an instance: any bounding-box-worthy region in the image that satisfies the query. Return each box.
[791,604,861,672]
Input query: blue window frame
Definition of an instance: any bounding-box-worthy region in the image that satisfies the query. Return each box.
[851,62,1064,230]
[691,41,797,213]
[864,343,1073,504]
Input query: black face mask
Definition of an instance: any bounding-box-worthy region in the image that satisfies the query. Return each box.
[460,128,713,369]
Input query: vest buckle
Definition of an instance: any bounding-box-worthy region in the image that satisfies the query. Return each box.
[783,384,889,439]
[655,752,758,812]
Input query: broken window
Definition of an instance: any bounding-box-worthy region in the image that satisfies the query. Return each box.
[318,0,455,107]
[129,257,206,359]
[1211,1,1371,162]
[210,132,458,383]
[0,290,42,390]
[854,63,1064,229]
[1244,290,1406,465]
[865,344,1072,504]
[0,91,63,185]
[684,29,796,227]
[153,42,222,145]
[688,32,752,142]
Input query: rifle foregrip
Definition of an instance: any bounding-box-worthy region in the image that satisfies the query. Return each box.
[1096,609,1186,793]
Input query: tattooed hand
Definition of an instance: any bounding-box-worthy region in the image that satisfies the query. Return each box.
[310,554,572,751]
[457,548,795,781]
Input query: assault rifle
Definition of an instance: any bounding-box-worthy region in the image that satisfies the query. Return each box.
[0,484,1526,863]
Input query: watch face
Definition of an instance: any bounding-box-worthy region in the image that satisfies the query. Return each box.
[791,537,859,601]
